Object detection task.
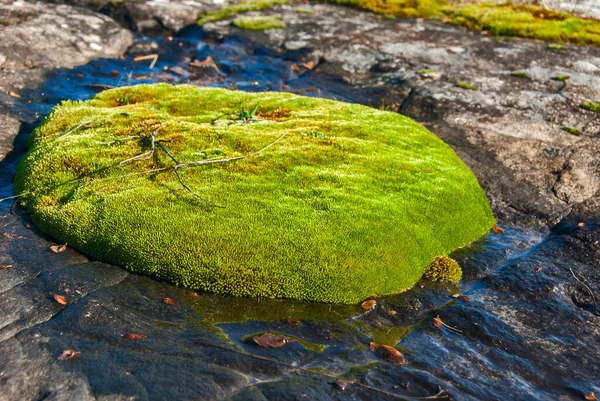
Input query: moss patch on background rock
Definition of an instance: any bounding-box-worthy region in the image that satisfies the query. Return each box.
[318,0,600,45]
[15,84,494,303]
[233,15,285,30]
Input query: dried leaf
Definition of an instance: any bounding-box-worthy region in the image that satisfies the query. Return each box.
[57,350,80,360]
[361,299,377,310]
[163,297,176,305]
[111,70,120,77]
[301,61,316,70]
[53,294,68,305]
[8,91,21,99]
[369,342,404,364]
[535,266,544,273]
[252,333,294,348]
[190,56,219,71]
[123,333,146,340]
[50,243,67,253]
[290,63,299,72]
[578,222,585,227]
[282,316,300,326]
[0,264,13,270]
[491,224,505,234]
[459,295,471,303]
[585,393,598,401]
[441,16,449,23]
[189,291,199,297]
[433,314,443,328]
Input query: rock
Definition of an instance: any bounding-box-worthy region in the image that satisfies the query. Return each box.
[0,114,20,162]
[0,0,134,94]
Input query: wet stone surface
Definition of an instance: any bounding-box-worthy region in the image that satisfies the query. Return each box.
[0,1,599,400]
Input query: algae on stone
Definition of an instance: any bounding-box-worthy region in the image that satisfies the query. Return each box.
[197,0,287,25]
[14,84,494,303]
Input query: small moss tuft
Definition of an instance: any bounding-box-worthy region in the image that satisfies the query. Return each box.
[551,75,570,81]
[197,0,287,25]
[455,81,478,90]
[561,126,580,136]
[233,15,285,30]
[581,102,600,113]
[511,71,531,79]
[548,44,566,50]
[417,68,435,75]
[423,256,462,283]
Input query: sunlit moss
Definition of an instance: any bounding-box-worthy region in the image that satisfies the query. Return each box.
[581,102,600,113]
[561,127,580,136]
[197,0,288,25]
[318,0,600,45]
[551,75,570,81]
[423,256,462,283]
[233,15,285,30]
[455,81,478,90]
[511,71,531,79]
[15,84,494,303]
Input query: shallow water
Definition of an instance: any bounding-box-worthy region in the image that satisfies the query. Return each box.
[1,27,598,401]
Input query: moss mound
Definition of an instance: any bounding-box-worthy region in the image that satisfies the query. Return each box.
[423,256,462,283]
[233,15,286,30]
[14,84,494,303]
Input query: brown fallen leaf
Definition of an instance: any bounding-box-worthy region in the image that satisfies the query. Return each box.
[123,333,146,340]
[252,333,294,348]
[189,291,199,297]
[491,224,505,234]
[361,299,377,310]
[57,350,80,360]
[369,342,404,364]
[433,314,443,328]
[290,63,299,72]
[585,392,598,401]
[578,222,585,227]
[535,266,544,273]
[441,15,449,23]
[163,297,176,305]
[111,70,120,77]
[282,316,300,326]
[190,56,219,71]
[301,61,316,70]
[0,264,13,270]
[50,243,67,253]
[53,294,68,305]
[335,379,353,391]
[8,91,21,99]
[459,295,471,303]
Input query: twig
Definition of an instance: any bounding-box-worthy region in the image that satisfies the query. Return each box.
[55,120,93,140]
[97,136,139,146]
[118,129,160,166]
[441,322,463,334]
[133,54,159,69]
[570,268,596,301]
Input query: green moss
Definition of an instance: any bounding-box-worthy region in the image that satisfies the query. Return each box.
[511,71,531,79]
[548,44,566,50]
[581,102,600,113]
[197,0,287,25]
[319,0,600,45]
[455,81,478,90]
[417,68,435,75]
[233,15,285,30]
[561,127,580,136]
[14,84,494,304]
[295,7,313,14]
[551,75,570,81]
[423,256,462,283]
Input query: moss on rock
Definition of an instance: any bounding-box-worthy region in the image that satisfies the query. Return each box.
[423,256,462,283]
[233,15,285,30]
[14,84,494,303]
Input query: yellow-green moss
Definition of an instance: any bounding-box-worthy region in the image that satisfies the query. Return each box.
[14,84,494,304]
[581,102,600,113]
[233,15,285,30]
[455,81,478,90]
[561,126,580,136]
[511,71,531,79]
[551,75,570,81]
[423,256,462,283]
[318,0,600,45]
[197,0,288,25]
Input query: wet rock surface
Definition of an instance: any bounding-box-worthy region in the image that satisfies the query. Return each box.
[0,1,599,400]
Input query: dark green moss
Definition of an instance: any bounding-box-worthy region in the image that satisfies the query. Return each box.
[581,102,600,113]
[511,71,531,79]
[551,75,570,81]
[455,81,478,90]
[14,84,494,303]
[197,0,287,25]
